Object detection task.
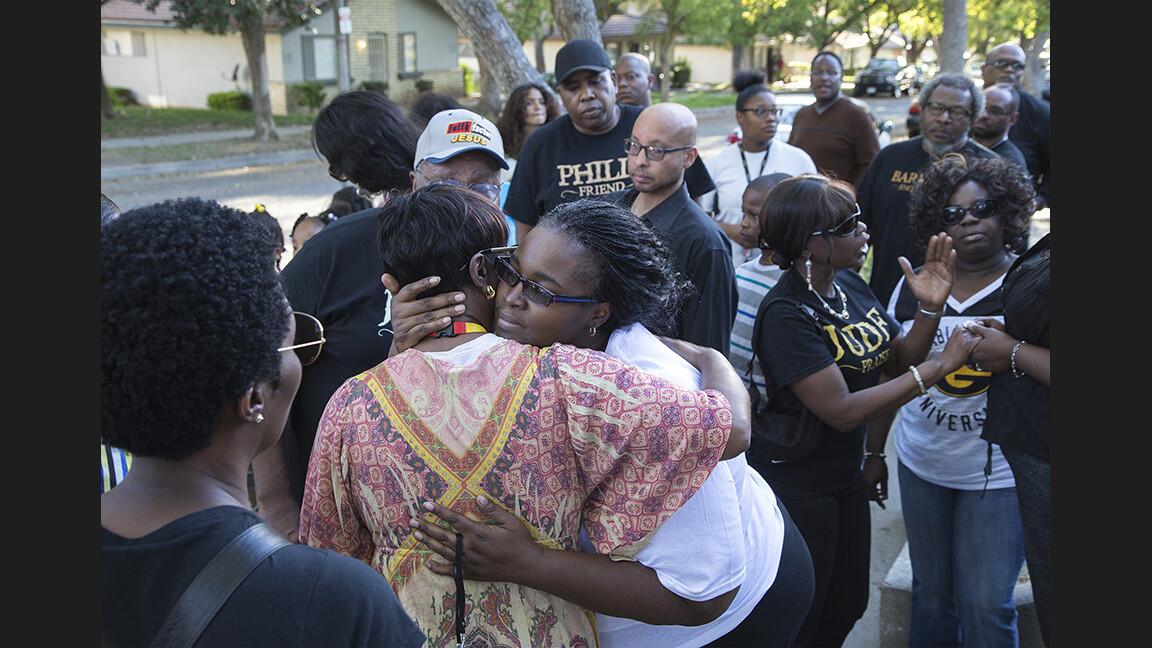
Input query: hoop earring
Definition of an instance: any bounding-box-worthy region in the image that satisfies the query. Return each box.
[589,325,598,337]
[485,285,495,300]
[804,255,814,291]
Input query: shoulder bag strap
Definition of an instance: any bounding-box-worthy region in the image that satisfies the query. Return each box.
[150,522,291,648]
[748,296,824,404]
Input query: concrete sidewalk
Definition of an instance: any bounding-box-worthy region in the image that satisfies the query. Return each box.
[101,125,312,150]
[101,126,316,180]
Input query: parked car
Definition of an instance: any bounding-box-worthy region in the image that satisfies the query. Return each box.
[728,94,894,148]
[853,58,902,97]
[906,98,921,138]
[894,65,925,96]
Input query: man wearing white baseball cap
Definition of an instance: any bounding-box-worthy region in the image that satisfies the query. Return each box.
[253,104,509,541]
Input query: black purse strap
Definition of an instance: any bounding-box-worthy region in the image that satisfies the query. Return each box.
[748,295,821,405]
[150,522,291,648]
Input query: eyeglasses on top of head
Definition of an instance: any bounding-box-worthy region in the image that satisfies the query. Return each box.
[480,246,602,307]
[941,199,999,226]
[923,102,973,120]
[987,59,1026,71]
[624,138,693,161]
[415,168,501,202]
[278,311,326,366]
[738,106,783,119]
[810,203,863,238]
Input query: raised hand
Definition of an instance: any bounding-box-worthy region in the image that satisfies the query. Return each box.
[381,273,466,354]
[410,495,542,582]
[899,232,956,312]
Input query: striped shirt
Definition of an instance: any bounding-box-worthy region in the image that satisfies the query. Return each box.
[729,259,783,400]
[101,444,132,493]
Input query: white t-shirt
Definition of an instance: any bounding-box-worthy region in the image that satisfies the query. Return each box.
[699,141,816,265]
[596,323,785,647]
[886,276,1016,490]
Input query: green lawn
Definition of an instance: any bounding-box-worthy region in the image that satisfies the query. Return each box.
[664,91,736,110]
[101,106,315,139]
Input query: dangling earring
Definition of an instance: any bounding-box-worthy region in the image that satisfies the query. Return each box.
[255,412,265,424]
[485,285,496,300]
[804,255,814,291]
[589,325,598,337]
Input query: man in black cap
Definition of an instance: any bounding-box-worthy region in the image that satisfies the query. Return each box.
[505,39,714,241]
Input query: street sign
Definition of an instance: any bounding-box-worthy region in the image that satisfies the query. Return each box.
[338,6,352,35]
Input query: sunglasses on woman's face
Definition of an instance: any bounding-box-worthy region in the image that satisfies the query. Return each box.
[810,203,862,238]
[480,247,600,307]
[278,311,326,366]
[941,199,999,226]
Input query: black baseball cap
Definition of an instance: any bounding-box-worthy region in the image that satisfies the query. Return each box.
[554,39,612,84]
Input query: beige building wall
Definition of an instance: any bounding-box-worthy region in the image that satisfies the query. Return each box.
[673,44,731,85]
[102,26,287,113]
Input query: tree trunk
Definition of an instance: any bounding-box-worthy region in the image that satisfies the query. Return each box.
[239,17,278,141]
[534,25,549,73]
[477,56,503,118]
[731,44,744,75]
[101,66,116,119]
[435,0,547,104]
[657,35,673,102]
[552,0,601,42]
[1021,29,1048,96]
[939,0,967,74]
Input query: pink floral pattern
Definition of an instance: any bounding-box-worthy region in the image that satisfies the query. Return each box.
[300,339,731,647]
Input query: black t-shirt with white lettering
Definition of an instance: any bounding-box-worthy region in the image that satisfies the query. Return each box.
[751,268,900,491]
[505,104,714,225]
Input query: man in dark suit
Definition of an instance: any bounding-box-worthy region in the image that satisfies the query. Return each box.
[981,43,1050,209]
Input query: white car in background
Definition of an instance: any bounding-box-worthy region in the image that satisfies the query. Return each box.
[729,94,893,148]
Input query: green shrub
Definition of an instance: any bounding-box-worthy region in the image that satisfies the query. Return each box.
[415,79,435,93]
[109,87,139,107]
[288,81,326,112]
[671,59,692,89]
[359,80,389,97]
[461,64,476,96]
[207,90,251,111]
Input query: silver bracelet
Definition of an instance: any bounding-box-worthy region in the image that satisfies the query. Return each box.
[864,452,887,460]
[908,365,928,395]
[1011,340,1027,378]
[918,305,944,319]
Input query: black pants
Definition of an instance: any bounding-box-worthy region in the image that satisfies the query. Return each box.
[707,501,815,647]
[1002,448,1050,647]
[766,477,871,648]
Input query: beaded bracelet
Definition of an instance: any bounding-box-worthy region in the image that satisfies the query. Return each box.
[1011,340,1027,378]
[908,365,927,395]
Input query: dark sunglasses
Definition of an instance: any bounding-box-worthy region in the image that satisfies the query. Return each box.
[810,203,862,238]
[941,199,999,226]
[483,248,601,307]
[278,311,326,366]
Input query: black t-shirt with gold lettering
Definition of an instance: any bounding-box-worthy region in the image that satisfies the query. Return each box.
[752,268,901,491]
[857,137,995,306]
[505,104,714,225]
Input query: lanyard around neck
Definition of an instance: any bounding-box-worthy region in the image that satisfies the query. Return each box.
[739,142,771,184]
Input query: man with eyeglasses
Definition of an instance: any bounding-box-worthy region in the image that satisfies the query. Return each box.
[856,73,996,305]
[698,83,815,267]
[608,103,737,356]
[971,83,1028,171]
[504,39,714,244]
[981,42,1050,210]
[252,105,508,541]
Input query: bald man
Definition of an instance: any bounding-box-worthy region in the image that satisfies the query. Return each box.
[609,103,737,355]
[981,43,1049,208]
[615,53,656,108]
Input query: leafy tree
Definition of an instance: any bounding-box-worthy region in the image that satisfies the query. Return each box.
[803,0,884,51]
[141,0,319,141]
[552,0,602,41]
[101,0,116,119]
[502,0,553,72]
[635,0,725,101]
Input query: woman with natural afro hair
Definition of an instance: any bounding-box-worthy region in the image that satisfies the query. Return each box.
[865,153,1036,647]
[101,197,424,647]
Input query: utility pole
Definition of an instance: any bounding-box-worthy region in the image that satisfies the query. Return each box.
[336,1,351,92]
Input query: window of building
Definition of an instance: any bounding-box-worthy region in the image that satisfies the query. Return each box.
[368,34,388,81]
[102,30,146,57]
[302,35,338,82]
[399,32,417,74]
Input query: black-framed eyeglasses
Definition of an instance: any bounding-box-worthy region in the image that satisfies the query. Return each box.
[624,138,693,161]
[415,168,501,202]
[923,101,972,120]
[483,247,602,307]
[810,203,862,238]
[738,106,783,119]
[941,199,999,226]
[987,59,1026,72]
[278,311,326,366]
